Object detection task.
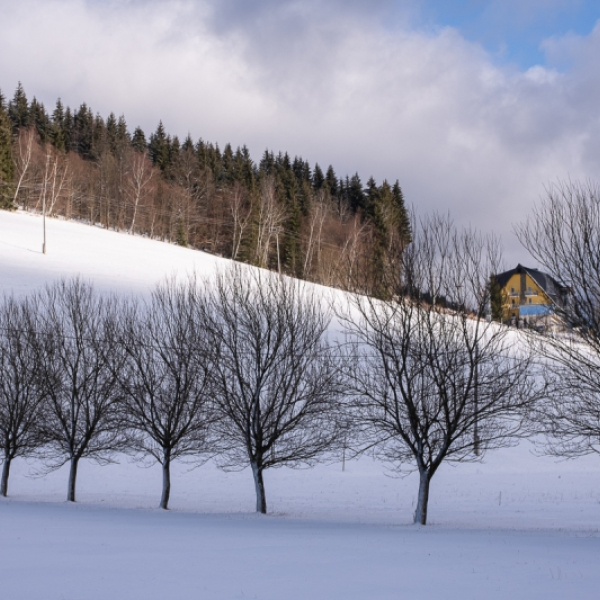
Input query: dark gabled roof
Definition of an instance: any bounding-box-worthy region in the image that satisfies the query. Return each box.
[493,264,569,306]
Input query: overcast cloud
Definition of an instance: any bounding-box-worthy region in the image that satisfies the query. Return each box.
[1,0,600,264]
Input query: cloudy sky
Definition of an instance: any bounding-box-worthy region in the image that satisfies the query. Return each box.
[2,0,600,265]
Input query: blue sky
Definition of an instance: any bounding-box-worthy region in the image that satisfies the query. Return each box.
[414,0,600,68]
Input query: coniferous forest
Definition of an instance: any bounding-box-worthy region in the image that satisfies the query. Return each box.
[0,83,411,291]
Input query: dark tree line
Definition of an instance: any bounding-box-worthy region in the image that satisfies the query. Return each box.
[0,83,411,293]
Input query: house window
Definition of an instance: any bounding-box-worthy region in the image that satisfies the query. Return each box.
[528,298,532,304]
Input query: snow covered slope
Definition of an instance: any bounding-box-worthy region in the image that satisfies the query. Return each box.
[1,209,600,600]
[0,210,229,296]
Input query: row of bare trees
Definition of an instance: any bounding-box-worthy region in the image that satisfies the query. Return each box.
[0,269,347,513]
[3,219,545,526]
[4,190,600,524]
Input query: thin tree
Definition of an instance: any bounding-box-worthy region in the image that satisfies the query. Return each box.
[0,296,47,497]
[339,214,540,525]
[31,278,126,502]
[12,127,36,206]
[515,180,600,457]
[204,266,346,514]
[116,278,218,510]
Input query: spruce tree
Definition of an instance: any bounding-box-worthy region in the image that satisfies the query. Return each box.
[131,126,147,152]
[148,122,169,171]
[73,104,94,159]
[167,135,181,180]
[312,163,325,190]
[392,180,411,245]
[92,113,108,158]
[325,165,338,198]
[106,112,118,154]
[116,116,130,145]
[259,149,274,175]
[221,143,234,184]
[239,145,256,189]
[63,106,74,152]
[8,82,29,132]
[0,91,15,209]
[182,134,194,153]
[51,99,66,151]
[29,97,50,143]
[348,173,364,212]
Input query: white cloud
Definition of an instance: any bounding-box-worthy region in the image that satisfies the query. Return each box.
[1,0,600,265]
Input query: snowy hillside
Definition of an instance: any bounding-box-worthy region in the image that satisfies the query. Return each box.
[1,210,600,600]
[0,210,231,296]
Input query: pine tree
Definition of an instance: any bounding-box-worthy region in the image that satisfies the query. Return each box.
[325,165,338,198]
[312,163,325,190]
[106,113,118,154]
[364,176,378,218]
[131,126,147,152]
[208,143,223,181]
[8,82,29,132]
[167,135,181,180]
[182,134,194,153]
[148,121,169,170]
[116,116,129,144]
[0,90,15,209]
[348,173,365,212]
[29,97,50,143]
[92,113,108,159]
[392,180,411,245]
[63,106,74,152]
[239,145,256,189]
[73,104,94,159]
[221,143,234,184]
[259,149,275,175]
[51,99,66,151]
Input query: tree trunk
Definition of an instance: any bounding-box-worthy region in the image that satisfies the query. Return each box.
[251,461,267,514]
[160,455,171,510]
[67,456,79,502]
[1,456,12,497]
[414,469,431,525]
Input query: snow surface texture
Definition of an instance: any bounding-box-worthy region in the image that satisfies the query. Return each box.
[1,210,600,599]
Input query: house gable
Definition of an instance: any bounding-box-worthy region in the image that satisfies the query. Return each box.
[493,264,567,323]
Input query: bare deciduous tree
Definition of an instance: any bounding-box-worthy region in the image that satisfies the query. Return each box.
[228,181,252,261]
[254,176,286,269]
[31,279,126,502]
[0,296,47,497]
[339,214,539,525]
[204,266,345,514]
[303,190,328,279]
[515,180,600,458]
[12,127,36,206]
[116,279,217,510]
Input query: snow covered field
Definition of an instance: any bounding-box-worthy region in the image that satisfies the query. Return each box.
[1,210,600,599]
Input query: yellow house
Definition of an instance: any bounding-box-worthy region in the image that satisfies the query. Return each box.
[493,264,569,325]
